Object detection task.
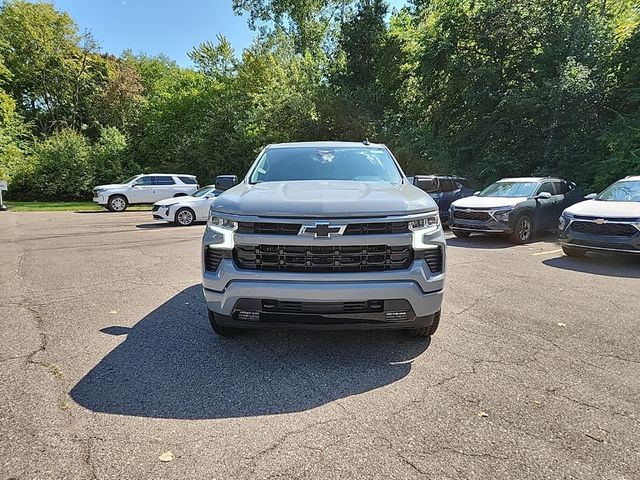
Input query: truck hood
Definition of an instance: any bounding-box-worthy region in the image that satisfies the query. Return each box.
[564,199,640,218]
[452,196,528,209]
[94,183,127,190]
[212,181,437,218]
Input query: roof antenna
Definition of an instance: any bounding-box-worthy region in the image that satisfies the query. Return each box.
[363,138,370,146]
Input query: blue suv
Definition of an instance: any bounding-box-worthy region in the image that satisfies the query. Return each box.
[410,175,475,223]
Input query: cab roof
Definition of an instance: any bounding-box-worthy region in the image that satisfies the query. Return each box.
[266,141,386,149]
[622,175,640,181]
[498,177,561,183]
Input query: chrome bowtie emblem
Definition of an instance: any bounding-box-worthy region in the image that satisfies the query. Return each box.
[594,218,607,225]
[301,222,345,238]
[465,209,472,213]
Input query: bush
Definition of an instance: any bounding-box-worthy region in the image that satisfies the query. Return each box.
[92,126,137,186]
[23,129,93,201]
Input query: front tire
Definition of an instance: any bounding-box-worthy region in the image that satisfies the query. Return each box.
[510,214,533,244]
[562,245,587,257]
[175,207,195,226]
[409,310,441,338]
[107,195,128,212]
[208,310,241,336]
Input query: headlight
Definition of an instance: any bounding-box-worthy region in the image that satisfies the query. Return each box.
[559,212,573,230]
[208,215,238,231]
[409,214,440,231]
[492,209,512,223]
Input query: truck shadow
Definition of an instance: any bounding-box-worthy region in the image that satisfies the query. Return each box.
[70,285,430,419]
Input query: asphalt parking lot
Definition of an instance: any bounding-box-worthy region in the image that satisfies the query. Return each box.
[1,211,639,479]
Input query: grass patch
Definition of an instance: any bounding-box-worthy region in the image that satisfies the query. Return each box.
[4,201,150,212]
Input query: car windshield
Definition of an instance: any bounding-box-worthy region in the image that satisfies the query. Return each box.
[597,180,640,202]
[479,181,538,198]
[249,146,403,184]
[122,175,140,184]
[191,187,216,197]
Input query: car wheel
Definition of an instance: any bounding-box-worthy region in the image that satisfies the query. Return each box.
[108,195,128,212]
[175,207,195,226]
[451,230,471,238]
[562,245,587,257]
[409,310,441,338]
[510,214,533,243]
[208,310,241,336]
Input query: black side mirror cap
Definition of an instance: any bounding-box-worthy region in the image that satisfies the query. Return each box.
[215,175,238,191]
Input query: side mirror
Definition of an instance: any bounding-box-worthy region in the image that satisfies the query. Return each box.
[535,192,552,200]
[473,191,480,196]
[584,193,597,200]
[215,175,238,191]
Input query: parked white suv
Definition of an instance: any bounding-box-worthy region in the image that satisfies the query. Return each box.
[93,174,199,212]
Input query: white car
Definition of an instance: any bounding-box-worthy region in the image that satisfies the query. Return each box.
[152,185,223,226]
[559,176,640,256]
[93,174,199,212]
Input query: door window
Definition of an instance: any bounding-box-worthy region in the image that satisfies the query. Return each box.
[154,176,176,185]
[135,176,153,186]
[536,182,555,195]
[439,179,456,192]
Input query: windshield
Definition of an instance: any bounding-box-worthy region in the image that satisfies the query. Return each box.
[480,181,538,198]
[122,175,141,184]
[597,180,640,202]
[191,186,216,197]
[249,146,403,184]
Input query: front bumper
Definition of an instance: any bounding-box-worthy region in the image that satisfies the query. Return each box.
[204,279,443,330]
[449,219,512,234]
[201,217,446,329]
[559,227,640,254]
[152,205,174,222]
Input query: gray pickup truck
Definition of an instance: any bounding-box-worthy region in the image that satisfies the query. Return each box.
[201,141,446,337]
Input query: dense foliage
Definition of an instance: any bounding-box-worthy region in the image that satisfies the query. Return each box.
[0,0,638,200]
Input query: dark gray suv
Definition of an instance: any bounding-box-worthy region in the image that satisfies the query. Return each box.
[449,177,582,243]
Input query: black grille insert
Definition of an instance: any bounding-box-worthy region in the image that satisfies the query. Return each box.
[344,222,409,235]
[237,222,301,235]
[236,221,410,235]
[570,221,637,237]
[423,247,443,273]
[262,300,383,314]
[453,210,490,221]
[234,244,414,272]
[204,248,224,272]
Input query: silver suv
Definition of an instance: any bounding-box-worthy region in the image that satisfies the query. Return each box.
[93,174,199,212]
[201,142,446,337]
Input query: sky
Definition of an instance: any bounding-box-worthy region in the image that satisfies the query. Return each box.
[49,0,408,67]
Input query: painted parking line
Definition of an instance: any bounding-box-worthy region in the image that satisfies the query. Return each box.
[531,248,563,256]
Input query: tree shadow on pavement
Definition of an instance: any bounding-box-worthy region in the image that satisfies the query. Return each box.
[70,285,430,419]
[542,254,640,279]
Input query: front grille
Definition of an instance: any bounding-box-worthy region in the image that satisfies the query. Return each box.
[570,221,638,237]
[234,244,413,272]
[204,248,224,272]
[453,210,490,221]
[237,222,301,235]
[423,247,443,273]
[236,221,410,235]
